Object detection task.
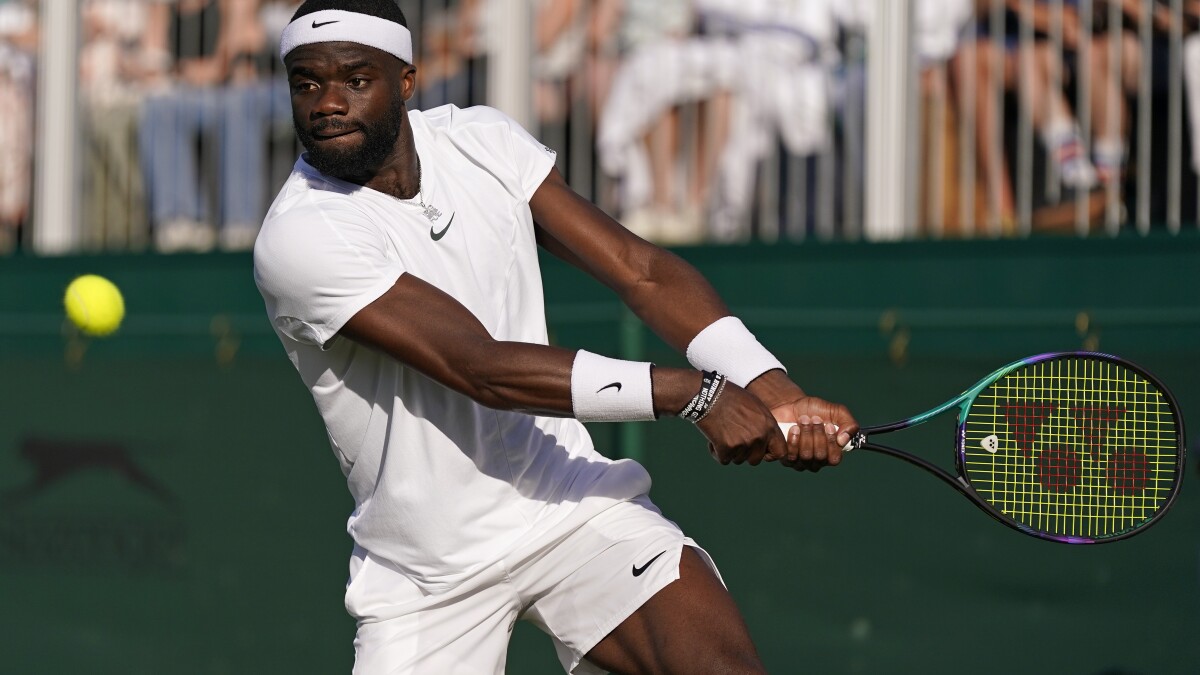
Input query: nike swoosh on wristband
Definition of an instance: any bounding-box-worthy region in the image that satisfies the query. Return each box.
[632,551,666,577]
[430,214,455,241]
[596,382,622,394]
[312,19,339,28]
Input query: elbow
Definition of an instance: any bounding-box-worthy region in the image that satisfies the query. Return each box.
[611,244,664,306]
[457,358,523,412]
[471,381,518,412]
[454,350,564,416]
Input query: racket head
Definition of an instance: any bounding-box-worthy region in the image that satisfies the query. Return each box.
[955,352,1186,544]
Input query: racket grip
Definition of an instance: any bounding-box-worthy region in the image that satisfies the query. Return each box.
[777,422,856,453]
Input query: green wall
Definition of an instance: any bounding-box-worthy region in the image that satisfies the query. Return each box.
[1,234,1197,674]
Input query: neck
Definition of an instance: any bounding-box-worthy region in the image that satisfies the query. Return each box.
[350,111,419,200]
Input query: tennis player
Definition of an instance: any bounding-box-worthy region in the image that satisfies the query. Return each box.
[254,1,858,673]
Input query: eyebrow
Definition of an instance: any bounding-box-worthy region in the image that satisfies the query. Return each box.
[288,65,319,79]
[288,60,379,79]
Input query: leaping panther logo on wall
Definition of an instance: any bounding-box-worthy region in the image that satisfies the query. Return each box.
[1,437,177,509]
[0,437,184,573]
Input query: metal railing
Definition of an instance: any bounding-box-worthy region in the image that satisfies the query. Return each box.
[0,0,1195,257]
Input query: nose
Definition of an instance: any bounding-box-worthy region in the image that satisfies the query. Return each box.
[311,85,348,117]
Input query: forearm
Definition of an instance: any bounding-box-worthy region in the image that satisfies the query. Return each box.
[338,274,704,419]
[531,170,731,350]
[616,244,733,351]
[423,339,702,420]
[529,169,789,406]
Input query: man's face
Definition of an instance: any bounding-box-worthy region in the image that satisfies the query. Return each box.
[285,42,416,180]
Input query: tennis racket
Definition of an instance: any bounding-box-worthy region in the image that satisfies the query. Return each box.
[780,352,1186,544]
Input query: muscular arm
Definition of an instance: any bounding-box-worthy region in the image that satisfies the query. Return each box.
[531,169,858,462]
[529,169,810,409]
[338,268,785,463]
[530,168,731,351]
[340,168,851,468]
[338,261,706,421]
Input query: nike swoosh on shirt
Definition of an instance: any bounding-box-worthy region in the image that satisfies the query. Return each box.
[632,551,667,577]
[312,20,339,28]
[430,214,455,241]
[596,382,622,394]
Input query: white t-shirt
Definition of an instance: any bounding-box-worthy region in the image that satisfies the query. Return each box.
[254,105,651,594]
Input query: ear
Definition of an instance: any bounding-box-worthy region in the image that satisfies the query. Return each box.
[400,63,418,102]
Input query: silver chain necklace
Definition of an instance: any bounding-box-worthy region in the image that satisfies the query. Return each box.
[413,157,443,223]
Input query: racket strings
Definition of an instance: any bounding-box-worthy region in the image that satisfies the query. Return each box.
[961,356,1180,540]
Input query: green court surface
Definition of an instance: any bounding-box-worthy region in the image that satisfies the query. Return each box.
[1,236,1197,674]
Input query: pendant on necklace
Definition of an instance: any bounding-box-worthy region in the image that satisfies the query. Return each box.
[421,203,443,223]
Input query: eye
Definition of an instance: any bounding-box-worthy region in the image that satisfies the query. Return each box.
[348,76,369,88]
[291,81,317,93]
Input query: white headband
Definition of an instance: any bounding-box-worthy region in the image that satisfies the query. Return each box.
[280,9,413,63]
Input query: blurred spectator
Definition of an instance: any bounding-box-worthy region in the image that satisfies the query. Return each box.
[456,0,491,105]
[1086,0,1142,189]
[1087,1,1198,190]
[453,0,601,141]
[834,0,975,235]
[531,0,609,183]
[954,0,1102,231]
[1184,2,1200,176]
[138,0,291,253]
[596,0,721,245]
[0,0,36,254]
[79,0,162,251]
[700,0,839,242]
[531,0,590,127]
[412,9,470,110]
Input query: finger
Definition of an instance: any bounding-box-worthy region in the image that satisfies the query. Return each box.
[828,405,859,448]
[805,423,829,463]
[786,423,801,463]
[793,423,826,464]
[820,422,844,465]
[727,441,750,465]
[825,428,844,466]
[758,424,788,466]
[763,425,792,461]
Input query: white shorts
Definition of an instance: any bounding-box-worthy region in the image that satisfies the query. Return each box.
[346,495,722,675]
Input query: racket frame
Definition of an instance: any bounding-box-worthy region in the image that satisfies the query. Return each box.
[846,351,1187,544]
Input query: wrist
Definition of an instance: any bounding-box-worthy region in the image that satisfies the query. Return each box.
[745,369,805,410]
[651,367,705,418]
[570,350,656,422]
[685,316,785,387]
[678,371,728,423]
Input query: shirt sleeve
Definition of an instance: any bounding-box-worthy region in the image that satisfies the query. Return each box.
[441,106,559,202]
[253,200,403,347]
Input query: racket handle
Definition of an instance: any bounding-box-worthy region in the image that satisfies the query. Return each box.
[777,422,856,453]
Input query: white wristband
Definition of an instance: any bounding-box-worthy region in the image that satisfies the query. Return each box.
[570,350,656,423]
[685,316,785,387]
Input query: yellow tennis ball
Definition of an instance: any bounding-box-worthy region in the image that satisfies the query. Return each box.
[64,274,125,337]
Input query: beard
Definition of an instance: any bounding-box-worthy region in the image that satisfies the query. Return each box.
[296,97,405,180]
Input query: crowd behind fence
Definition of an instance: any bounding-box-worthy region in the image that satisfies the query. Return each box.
[0,0,1197,257]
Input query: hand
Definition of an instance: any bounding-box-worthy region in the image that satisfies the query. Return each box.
[694,382,788,467]
[744,370,859,472]
[772,398,859,472]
